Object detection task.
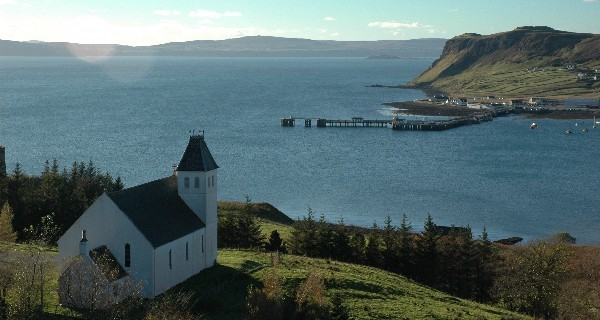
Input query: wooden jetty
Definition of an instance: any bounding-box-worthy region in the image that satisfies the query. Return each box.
[281,110,505,131]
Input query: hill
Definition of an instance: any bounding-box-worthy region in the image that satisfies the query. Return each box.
[175,249,528,319]
[407,26,600,98]
[0,36,446,58]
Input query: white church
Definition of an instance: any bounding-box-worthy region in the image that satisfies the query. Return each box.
[57,134,219,305]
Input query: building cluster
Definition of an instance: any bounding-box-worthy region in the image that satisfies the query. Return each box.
[427,94,600,111]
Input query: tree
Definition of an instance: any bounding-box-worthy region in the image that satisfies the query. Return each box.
[474,227,496,301]
[8,249,50,320]
[246,269,288,320]
[364,222,383,268]
[294,269,330,320]
[398,213,413,276]
[330,221,351,262]
[381,214,399,272]
[288,208,318,256]
[414,214,439,284]
[0,203,17,242]
[492,239,571,318]
[217,197,264,249]
[348,232,366,264]
[266,230,286,253]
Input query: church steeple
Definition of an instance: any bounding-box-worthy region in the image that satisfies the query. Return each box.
[176,133,218,172]
[175,133,219,267]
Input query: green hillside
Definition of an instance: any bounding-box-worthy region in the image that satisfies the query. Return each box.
[176,249,528,320]
[408,26,600,98]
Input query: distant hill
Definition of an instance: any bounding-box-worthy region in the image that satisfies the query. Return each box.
[0,36,446,58]
[407,26,600,98]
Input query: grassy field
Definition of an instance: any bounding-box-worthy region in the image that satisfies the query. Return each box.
[421,63,600,99]
[175,249,528,320]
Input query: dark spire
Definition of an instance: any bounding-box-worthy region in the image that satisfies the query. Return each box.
[176,133,219,172]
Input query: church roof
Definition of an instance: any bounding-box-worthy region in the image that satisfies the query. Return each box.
[107,175,205,248]
[176,134,219,172]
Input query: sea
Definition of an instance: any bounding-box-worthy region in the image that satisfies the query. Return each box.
[1,56,599,244]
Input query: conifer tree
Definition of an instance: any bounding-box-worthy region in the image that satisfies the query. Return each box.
[266,230,286,253]
[415,214,440,284]
[289,208,318,256]
[474,227,495,301]
[398,213,413,276]
[348,232,366,264]
[315,214,335,258]
[0,202,17,242]
[330,218,351,262]
[381,214,399,272]
[365,222,383,268]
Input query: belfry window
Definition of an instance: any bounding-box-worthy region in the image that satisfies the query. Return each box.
[184,177,189,188]
[124,243,131,267]
[186,242,189,261]
[194,177,200,188]
[169,249,172,269]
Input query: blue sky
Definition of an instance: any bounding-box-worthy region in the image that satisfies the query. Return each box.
[0,0,598,46]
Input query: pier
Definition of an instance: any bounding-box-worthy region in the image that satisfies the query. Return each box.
[281,117,391,128]
[281,111,504,131]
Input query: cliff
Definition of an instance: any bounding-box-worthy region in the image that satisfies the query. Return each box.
[408,26,600,97]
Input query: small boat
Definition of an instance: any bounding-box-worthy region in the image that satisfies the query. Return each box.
[566,129,573,134]
[530,122,537,129]
[583,127,589,132]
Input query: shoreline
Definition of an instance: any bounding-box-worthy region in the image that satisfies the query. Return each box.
[383,101,600,120]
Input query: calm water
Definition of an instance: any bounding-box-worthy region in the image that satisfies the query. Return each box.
[1,57,599,244]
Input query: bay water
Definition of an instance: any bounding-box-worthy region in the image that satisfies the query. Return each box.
[1,56,599,244]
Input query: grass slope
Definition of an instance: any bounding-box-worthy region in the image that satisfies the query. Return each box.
[176,249,528,319]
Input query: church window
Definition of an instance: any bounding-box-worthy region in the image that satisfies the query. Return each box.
[194,177,199,188]
[124,243,131,267]
[186,242,189,261]
[184,177,189,188]
[169,249,172,269]
[202,235,204,253]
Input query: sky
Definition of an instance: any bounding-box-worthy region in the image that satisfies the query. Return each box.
[0,0,599,46]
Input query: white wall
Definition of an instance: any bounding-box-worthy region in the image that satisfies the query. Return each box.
[153,228,205,296]
[58,194,156,298]
[177,169,218,265]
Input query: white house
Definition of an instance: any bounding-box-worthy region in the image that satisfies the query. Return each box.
[58,134,219,304]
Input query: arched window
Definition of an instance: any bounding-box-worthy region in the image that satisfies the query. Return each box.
[169,249,172,269]
[184,177,189,188]
[186,242,189,261]
[194,177,200,188]
[124,243,131,267]
[202,235,204,253]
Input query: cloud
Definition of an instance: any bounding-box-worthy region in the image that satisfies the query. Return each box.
[368,21,428,29]
[154,9,181,17]
[0,0,16,5]
[324,17,336,21]
[188,9,242,19]
[583,0,599,2]
[330,32,339,37]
